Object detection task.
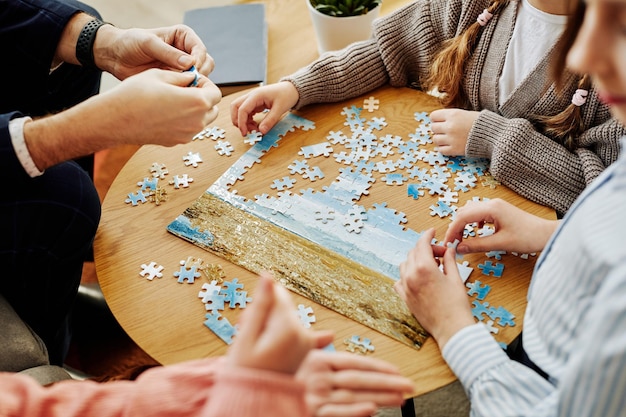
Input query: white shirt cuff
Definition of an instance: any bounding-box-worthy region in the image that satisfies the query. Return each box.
[9,116,44,177]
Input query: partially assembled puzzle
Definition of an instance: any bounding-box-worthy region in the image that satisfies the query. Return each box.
[117,90,539,350]
[153,91,536,350]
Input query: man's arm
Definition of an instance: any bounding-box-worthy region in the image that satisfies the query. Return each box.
[53,11,107,68]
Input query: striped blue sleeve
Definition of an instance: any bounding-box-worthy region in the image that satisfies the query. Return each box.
[557,263,626,417]
[442,323,556,417]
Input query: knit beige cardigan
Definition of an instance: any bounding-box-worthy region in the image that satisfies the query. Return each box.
[282,0,625,214]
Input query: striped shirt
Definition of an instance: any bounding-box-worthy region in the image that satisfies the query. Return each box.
[442,138,626,416]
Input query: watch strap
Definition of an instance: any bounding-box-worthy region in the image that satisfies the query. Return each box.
[76,18,108,69]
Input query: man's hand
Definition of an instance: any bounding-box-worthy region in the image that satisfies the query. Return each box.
[93,24,215,80]
[24,68,222,170]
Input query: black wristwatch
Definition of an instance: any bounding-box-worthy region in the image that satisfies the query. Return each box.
[76,18,109,69]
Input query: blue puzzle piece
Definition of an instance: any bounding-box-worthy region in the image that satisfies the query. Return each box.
[407,184,424,200]
[466,280,491,300]
[125,190,148,206]
[220,278,244,303]
[486,250,507,260]
[490,305,516,327]
[230,290,252,308]
[204,311,237,344]
[471,300,493,321]
[173,265,201,283]
[205,292,227,311]
[137,177,159,192]
[477,261,505,277]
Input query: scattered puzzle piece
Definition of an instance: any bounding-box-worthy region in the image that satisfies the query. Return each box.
[150,162,169,179]
[198,281,223,303]
[466,280,491,300]
[244,130,263,145]
[477,261,504,277]
[125,190,148,206]
[270,176,296,191]
[183,151,203,167]
[204,311,237,344]
[363,96,379,112]
[169,174,193,189]
[139,261,164,280]
[173,265,201,283]
[298,142,333,158]
[296,304,316,328]
[137,177,159,192]
[220,278,245,303]
[344,335,375,354]
[215,140,234,156]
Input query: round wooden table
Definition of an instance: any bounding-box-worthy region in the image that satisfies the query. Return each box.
[94,85,555,397]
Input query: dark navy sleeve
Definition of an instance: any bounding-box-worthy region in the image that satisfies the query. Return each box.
[0,0,98,177]
[0,0,89,114]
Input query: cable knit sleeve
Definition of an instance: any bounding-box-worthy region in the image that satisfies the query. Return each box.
[467,103,624,214]
[282,0,487,109]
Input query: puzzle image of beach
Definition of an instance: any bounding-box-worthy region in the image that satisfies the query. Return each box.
[164,91,523,349]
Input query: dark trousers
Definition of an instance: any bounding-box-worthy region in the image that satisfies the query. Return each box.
[505,332,550,380]
[0,0,103,365]
[1,162,101,365]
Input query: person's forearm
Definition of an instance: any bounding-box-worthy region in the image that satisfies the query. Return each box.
[22,95,117,171]
[53,12,94,67]
[53,12,118,70]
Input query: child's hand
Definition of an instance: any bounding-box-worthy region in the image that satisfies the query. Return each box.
[430,108,479,155]
[230,81,299,136]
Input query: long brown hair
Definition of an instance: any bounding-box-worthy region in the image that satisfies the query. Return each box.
[425,0,590,151]
[532,2,588,151]
[423,0,509,108]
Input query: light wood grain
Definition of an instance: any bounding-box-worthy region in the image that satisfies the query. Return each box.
[94,0,555,397]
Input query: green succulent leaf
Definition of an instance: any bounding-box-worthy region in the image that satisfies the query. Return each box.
[311,0,381,17]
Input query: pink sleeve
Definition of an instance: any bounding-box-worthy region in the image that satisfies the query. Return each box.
[0,359,221,417]
[0,358,308,417]
[203,367,308,416]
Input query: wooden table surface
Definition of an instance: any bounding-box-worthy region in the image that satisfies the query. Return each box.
[94,0,556,397]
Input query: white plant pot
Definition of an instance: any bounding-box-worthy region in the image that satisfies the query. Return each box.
[307,1,381,54]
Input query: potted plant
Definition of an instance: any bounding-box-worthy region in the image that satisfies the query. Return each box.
[307,0,382,54]
[310,0,382,17]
